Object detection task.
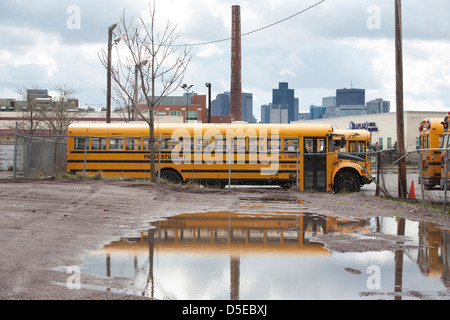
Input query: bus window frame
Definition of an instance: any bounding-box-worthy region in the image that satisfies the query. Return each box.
[248,137,265,152]
[304,137,325,153]
[125,137,143,151]
[159,137,176,152]
[283,138,299,152]
[195,137,212,152]
[267,137,280,152]
[74,137,87,151]
[91,137,107,151]
[233,137,246,152]
[109,138,124,151]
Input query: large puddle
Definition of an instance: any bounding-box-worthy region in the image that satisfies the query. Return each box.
[79,197,449,300]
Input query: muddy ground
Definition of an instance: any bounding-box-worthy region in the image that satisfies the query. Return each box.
[0,178,449,300]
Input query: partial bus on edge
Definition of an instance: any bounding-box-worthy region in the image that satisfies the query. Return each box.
[441,114,450,189]
[418,118,444,189]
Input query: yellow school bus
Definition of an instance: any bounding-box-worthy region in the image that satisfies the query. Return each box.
[440,114,450,189]
[333,130,371,156]
[418,118,444,189]
[67,122,372,192]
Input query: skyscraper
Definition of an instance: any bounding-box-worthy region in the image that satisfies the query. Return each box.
[211,93,230,116]
[336,88,365,106]
[261,104,270,123]
[366,98,391,114]
[242,92,255,123]
[272,82,296,123]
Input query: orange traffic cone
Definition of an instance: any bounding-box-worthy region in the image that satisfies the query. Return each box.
[408,180,416,199]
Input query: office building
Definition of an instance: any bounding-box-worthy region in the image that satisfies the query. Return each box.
[270,104,288,123]
[211,93,230,116]
[310,105,326,120]
[272,82,296,123]
[336,88,365,107]
[322,96,336,108]
[242,93,256,123]
[366,98,390,114]
[261,104,270,123]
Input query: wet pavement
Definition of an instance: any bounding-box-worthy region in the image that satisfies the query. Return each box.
[78,197,449,300]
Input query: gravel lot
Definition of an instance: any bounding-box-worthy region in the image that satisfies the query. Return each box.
[0,178,448,300]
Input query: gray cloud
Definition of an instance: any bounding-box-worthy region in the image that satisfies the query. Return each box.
[0,0,449,113]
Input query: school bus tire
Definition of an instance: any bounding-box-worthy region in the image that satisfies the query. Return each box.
[333,171,361,193]
[159,169,183,184]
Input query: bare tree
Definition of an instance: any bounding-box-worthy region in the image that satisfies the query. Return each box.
[41,84,86,136]
[15,85,45,135]
[14,84,86,136]
[100,2,191,182]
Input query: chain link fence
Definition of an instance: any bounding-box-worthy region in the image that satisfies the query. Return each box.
[8,134,68,178]
[369,148,449,213]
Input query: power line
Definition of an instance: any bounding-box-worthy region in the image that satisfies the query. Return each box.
[174,0,326,47]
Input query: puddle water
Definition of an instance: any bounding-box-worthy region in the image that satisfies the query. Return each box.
[79,197,449,300]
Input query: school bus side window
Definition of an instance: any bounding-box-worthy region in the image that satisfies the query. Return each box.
[318,138,326,152]
[160,137,175,151]
[74,138,86,151]
[91,138,106,150]
[304,138,313,153]
[126,137,142,151]
[234,137,246,152]
[268,138,280,151]
[249,137,265,152]
[193,137,209,151]
[109,138,124,150]
[212,137,225,151]
[283,138,299,152]
[442,134,449,148]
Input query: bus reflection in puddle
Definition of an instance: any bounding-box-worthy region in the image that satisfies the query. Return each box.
[82,202,449,300]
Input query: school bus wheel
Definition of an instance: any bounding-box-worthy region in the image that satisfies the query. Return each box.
[159,169,183,184]
[333,171,361,193]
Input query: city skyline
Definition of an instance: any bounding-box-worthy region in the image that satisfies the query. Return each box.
[0,0,449,122]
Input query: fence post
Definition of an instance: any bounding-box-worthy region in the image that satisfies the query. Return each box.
[13,122,18,179]
[228,142,231,189]
[37,140,44,176]
[444,147,448,213]
[296,149,299,191]
[375,151,381,196]
[25,138,32,178]
[417,150,425,204]
[158,135,161,184]
[83,131,88,180]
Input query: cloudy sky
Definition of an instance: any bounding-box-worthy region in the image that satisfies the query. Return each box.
[0,0,449,120]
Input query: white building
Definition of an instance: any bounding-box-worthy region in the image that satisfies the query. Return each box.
[270,104,288,124]
[294,111,448,151]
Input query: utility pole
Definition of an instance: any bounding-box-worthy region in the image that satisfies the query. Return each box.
[106,23,118,123]
[395,0,407,198]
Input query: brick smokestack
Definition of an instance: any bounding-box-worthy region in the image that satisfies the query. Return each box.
[230,5,242,122]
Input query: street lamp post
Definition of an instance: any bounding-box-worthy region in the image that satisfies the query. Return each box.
[205,83,211,123]
[134,60,148,121]
[106,23,118,123]
[181,84,193,123]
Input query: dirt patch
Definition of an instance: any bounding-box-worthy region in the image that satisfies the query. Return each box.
[0,178,448,300]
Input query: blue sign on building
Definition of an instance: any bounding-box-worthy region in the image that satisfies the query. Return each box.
[349,121,378,132]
